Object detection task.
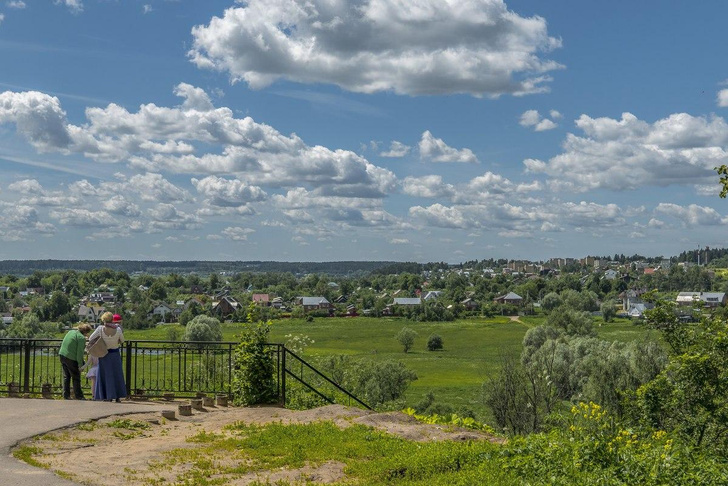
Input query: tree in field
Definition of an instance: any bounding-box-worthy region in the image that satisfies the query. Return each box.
[396,327,417,353]
[546,308,596,336]
[600,301,616,322]
[427,333,444,351]
[541,292,562,312]
[184,315,222,343]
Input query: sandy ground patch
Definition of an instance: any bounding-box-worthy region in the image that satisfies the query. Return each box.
[14,404,500,485]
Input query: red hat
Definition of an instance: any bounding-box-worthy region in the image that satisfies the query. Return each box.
[112,314,122,323]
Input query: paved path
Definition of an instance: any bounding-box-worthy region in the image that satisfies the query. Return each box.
[0,397,172,486]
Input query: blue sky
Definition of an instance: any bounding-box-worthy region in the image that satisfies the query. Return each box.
[1,0,727,262]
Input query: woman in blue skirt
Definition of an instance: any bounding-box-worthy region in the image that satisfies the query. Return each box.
[90,312,127,402]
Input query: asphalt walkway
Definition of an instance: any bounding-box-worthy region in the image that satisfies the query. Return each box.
[0,397,171,485]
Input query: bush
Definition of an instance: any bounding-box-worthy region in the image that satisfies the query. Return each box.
[426,333,444,351]
[231,322,277,406]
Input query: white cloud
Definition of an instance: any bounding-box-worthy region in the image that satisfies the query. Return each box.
[401,175,455,198]
[549,110,562,119]
[143,4,153,14]
[55,0,83,14]
[191,175,267,207]
[221,226,255,241]
[49,208,114,228]
[380,141,411,158]
[0,85,398,201]
[0,91,71,151]
[718,89,728,108]
[419,131,478,163]
[0,14,5,25]
[655,203,727,227]
[147,204,202,231]
[524,112,728,191]
[7,1,26,8]
[125,173,192,203]
[389,238,410,244]
[519,109,558,131]
[102,195,142,217]
[188,0,562,97]
[8,179,44,194]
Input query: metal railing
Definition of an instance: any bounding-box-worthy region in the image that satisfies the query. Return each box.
[0,338,371,409]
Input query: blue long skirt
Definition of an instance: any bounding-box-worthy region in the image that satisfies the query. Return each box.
[95,348,127,400]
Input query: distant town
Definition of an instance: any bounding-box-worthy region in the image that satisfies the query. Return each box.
[0,246,725,332]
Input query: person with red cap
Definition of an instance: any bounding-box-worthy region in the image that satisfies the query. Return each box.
[88,311,127,402]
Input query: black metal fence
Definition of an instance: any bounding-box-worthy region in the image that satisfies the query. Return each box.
[0,338,237,399]
[0,339,371,409]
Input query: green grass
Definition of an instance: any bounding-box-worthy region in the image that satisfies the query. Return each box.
[267,317,528,416]
[120,315,655,419]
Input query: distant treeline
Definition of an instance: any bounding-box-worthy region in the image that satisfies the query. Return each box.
[0,260,397,277]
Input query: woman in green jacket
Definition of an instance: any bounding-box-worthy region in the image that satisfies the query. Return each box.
[59,323,92,399]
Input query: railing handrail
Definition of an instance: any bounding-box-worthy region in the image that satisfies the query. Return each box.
[277,345,373,410]
[1,338,373,410]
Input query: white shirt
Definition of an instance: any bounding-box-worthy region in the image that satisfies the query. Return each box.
[90,325,124,350]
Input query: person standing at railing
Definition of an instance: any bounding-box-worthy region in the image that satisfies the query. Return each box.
[90,312,127,402]
[59,323,93,400]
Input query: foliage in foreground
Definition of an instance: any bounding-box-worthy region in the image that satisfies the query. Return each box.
[231,321,277,406]
[111,404,727,486]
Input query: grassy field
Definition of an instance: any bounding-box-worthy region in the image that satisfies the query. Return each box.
[122,315,652,419]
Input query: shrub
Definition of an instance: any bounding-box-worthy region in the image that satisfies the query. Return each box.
[231,322,277,406]
[426,333,444,351]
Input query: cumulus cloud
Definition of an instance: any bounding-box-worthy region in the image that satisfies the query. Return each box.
[524,112,728,191]
[192,175,267,207]
[7,1,26,8]
[147,203,202,231]
[125,173,193,203]
[188,0,562,97]
[102,195,142,217]
[718,89,728,108]
[401,175,455,198]
[221,226,255,241]
[8,179,44,194]
[143,4,152,14]
[655,203,727,227]
[55,0,83,14]
[380,141,411,158]
[419,131,478,163]
[49,208,114,228]
[0,91,71,151]
[0,14,4,25]
[519,109,558,131]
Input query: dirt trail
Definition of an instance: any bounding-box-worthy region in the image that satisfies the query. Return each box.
[15,404,501,485]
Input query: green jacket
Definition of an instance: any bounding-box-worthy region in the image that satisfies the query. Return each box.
[59,329,86,366]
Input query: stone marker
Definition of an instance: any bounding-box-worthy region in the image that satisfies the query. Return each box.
[195,391,206,399]
[190,398,204,411]
[215,395,228,407]
[161,410,176,420]
[163,392,175,401]
[178,404,192,416]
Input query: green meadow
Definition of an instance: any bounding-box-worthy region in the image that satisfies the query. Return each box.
[123,315,651,418]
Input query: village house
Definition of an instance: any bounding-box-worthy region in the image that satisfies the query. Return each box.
[493,292,523,306]
[212,295,240,317]
[676,292,727,308]
[252,293,272,307]
[296,296,332,312]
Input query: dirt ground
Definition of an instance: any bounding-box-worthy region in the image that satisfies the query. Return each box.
[15,404,502,485]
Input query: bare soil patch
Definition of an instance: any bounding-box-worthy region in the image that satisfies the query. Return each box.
[14,404,500,485]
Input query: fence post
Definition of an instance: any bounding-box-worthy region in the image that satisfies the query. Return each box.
[23,340,32,394]
[281,345,286,407]
[125,341,132,396]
